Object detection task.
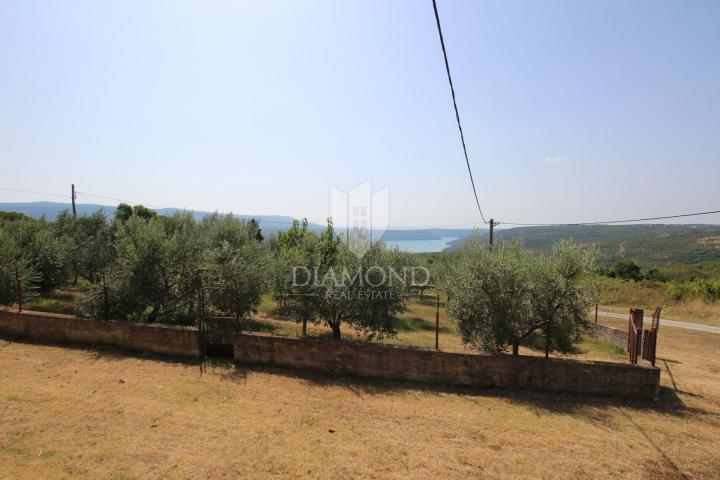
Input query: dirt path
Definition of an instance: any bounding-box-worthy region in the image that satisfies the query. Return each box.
[598,310,720,334]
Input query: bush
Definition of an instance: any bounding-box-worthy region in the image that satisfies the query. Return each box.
[691,279,720,304]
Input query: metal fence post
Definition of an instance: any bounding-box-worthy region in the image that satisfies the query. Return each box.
[15,264,22,313]
[628,308,644,364]
[595,303,598,324]
[101,272,109,320]
[435,294,440,351]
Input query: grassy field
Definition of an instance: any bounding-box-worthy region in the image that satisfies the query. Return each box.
[253,294,626,361]
[1,319,719,479]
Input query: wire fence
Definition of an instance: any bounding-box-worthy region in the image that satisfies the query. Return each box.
[243,292,466,352]
[5,281,648,361]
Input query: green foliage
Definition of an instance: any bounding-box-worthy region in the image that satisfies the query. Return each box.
[72,211,115,282]
[0,217,71,292]
[272,219,412,340]
[446,235,597,355]
[0,228,40,307]
[666,278,720,303]
[114,203,133,223]
[609,260,642,281]
[446,236,534,354]
[273,219,321,334]
[88,215,175,322]
[31,227,72,291]
[0,211,33,224]
[527,240,597,353]
[665,280,690,301]
[114,203,156,223]
[692,279,720,303]
[203,214,269,319]
[489,224,720,267]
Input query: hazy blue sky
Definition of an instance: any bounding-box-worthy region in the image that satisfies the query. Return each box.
[1,0,719,227]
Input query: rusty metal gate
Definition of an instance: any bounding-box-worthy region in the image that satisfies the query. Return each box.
[641,307,661,366]
[197,288,240,358]
[627,307,661,366]
[627,308,643,364]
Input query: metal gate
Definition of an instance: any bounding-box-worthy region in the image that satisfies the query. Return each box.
[641,307,661,366]
[627,307,661,366]
[197,288,240,358]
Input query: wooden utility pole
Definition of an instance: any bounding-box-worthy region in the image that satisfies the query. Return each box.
[489,218,495,250]
[71,184,77,221]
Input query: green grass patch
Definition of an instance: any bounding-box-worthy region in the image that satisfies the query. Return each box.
[575,336,625,357]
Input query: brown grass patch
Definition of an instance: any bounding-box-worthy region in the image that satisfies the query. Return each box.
[696,236,720,248]
[1,324,719,479]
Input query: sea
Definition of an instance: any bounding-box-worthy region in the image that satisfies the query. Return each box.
[383,236,459,253]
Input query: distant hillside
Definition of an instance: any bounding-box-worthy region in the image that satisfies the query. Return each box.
[0,202,481,241]
[0,201,304,235]
[1,201,470,245]
[445,224,720,266]
[10,202,717,266]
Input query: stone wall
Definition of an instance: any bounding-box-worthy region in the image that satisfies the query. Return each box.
[587,323,628,352]
[0,308,198,358]
[234,333,660,400]
[0,308,660,399]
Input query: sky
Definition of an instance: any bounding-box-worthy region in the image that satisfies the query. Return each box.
[1,0,719,228]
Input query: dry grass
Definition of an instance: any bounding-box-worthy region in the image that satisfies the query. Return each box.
[2,322,720,479]
[250,311,625,362]
[254,292,628,361]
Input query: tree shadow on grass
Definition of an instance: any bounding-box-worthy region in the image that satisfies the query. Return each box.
[229,361,710,423]
[240,318,285,334]
[4,334,716,428]
[391,315,453,333]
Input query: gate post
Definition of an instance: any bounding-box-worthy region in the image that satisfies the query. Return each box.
[15,264,23,313]
[435,294,440,351]
[628,309,644,364]
[197,289,205,358]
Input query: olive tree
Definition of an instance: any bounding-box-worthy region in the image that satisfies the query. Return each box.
[273,218,321,335]
[300,221,411,341]
[0,217,69,293]
[73,211,115,283]
[0,227,40,308]
[91,215,174,322]
[201,214,269,319]
[527,240,597,356]
[447,235,596,356]
[446,235,534,354]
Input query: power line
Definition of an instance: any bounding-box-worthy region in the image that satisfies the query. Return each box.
[76,191,163,210]
[76,189,484,228]
[75,192,113,212]
[431,0,488,225]
[498,209,720,226]
[3,185,718,229]
[0,186,71,199]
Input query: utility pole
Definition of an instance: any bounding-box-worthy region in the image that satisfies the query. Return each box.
[489,218,495,250]
[71,184,77,221]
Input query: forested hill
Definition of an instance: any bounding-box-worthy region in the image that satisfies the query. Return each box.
[0,202,304,235]
[446,224,720,266]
